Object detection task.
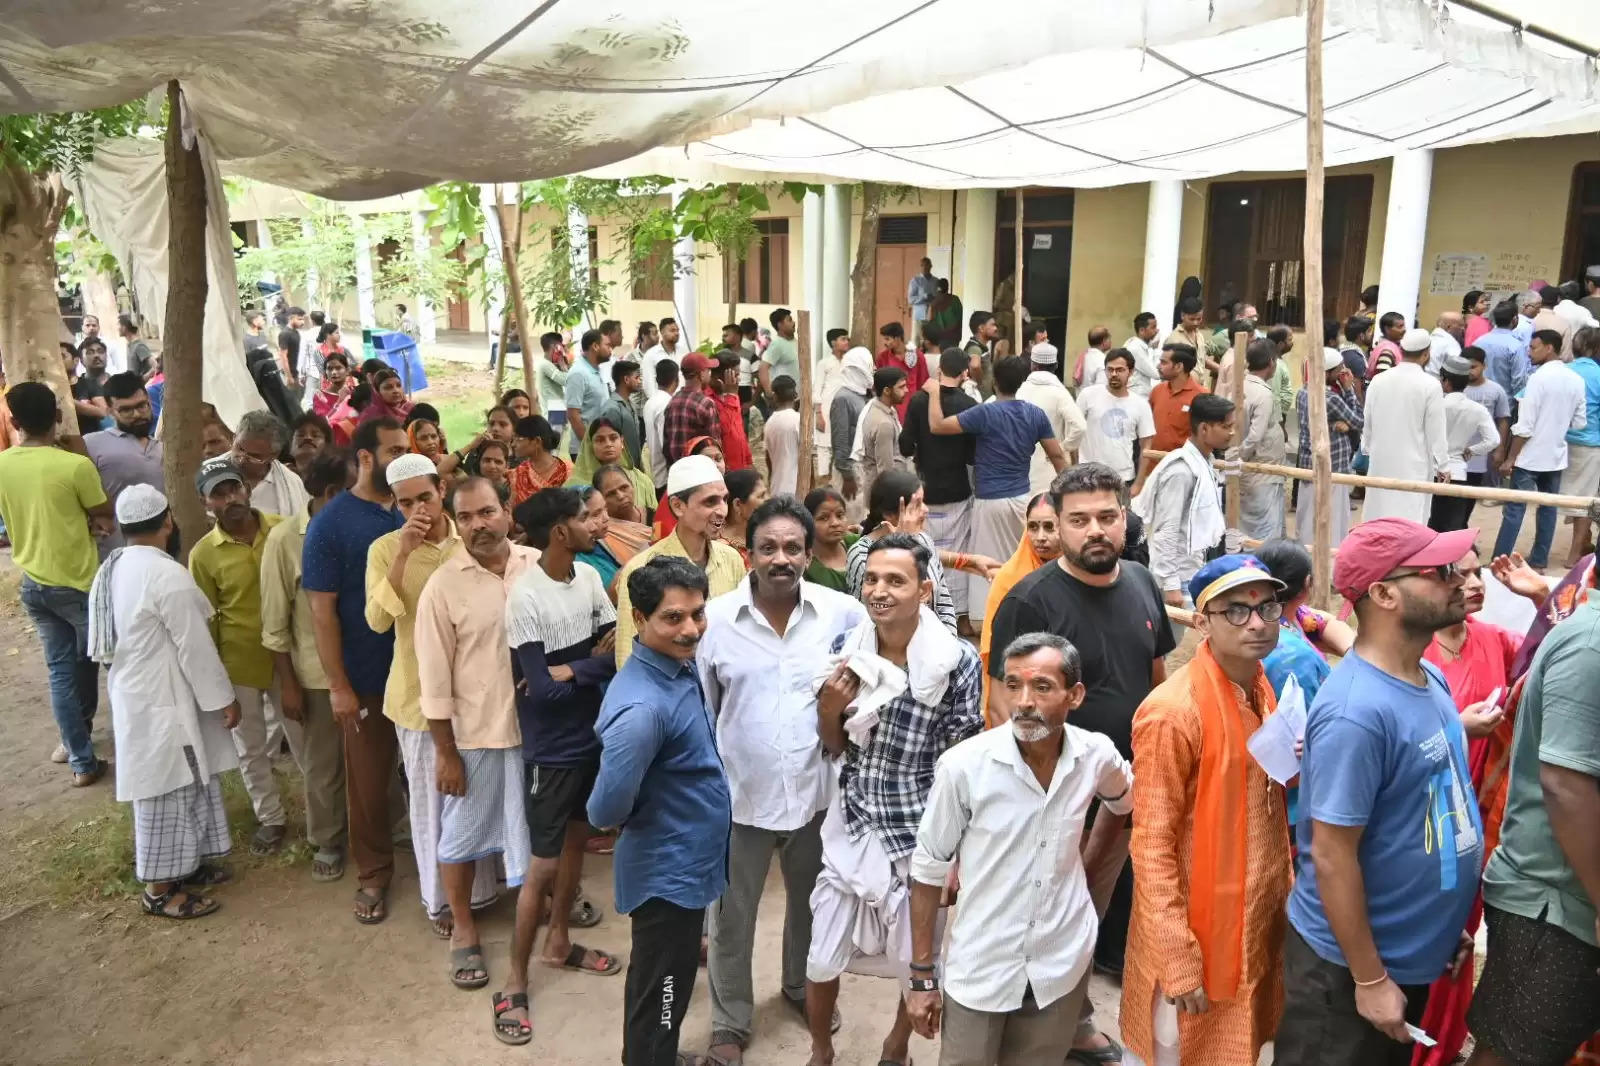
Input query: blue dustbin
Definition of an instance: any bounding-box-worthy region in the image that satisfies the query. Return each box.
[370,329,428,393]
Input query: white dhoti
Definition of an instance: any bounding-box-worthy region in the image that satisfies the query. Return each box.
[397,725,502,919]
[1360,485,1430,524]
[437,747,531,888]
[926,497,975,616]
[969,494,1028,625]
[1294,480,1352,550]
[1239,475,1286,542]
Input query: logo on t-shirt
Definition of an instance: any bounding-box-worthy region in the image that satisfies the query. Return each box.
[1419,729,1480,889]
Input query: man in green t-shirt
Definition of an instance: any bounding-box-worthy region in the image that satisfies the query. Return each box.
[758,307,799,406]
[1467,597,1600,1066]
[0,383,114,785]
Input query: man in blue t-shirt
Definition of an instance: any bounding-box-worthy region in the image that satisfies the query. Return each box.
[921,355,1065,626]
[1276,517,1488,1066]
[301,416,408,924]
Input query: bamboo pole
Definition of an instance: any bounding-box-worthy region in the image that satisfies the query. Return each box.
[491,184,537,407]
[797,309,814,495]
[491,298,512,396]
[1304,0,1333,608]
[1013,187,1025,359]
[1226,327,1249,533]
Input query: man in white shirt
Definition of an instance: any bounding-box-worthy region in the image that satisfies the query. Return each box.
[1076,349,1155,488]
[1239,339,1288,540]
[1360,329,1450,524]
[908,257,938,341]
[1429,354,1502,533]
[1492,328,1588,569]
[1427,311,1464,376]
[814,328,851,479]
[642,316,687,398]
[644,359,680,495]
[904,632,1132,1065]
[1120,312,1162,397]
[698,497,867,1066]
[1016,343,1086,495]
[763,376,802,496]
[1073,326,1112,393]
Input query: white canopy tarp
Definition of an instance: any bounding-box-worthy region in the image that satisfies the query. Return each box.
[2,0,1594,197]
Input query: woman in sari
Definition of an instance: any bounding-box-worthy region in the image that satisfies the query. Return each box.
[588,465,653,592]
[977,492,1061,725]
[326,382,370,446]
[316,322,355,373]
[572,417,656,517]
[311,351,353,419]
[718,467,768,568]
[572,486,627,597]
[802,487,859,592]
[499,388,534,422]
[1256,538,1351,703]
[357,368,413,426]
[506,415,571,506]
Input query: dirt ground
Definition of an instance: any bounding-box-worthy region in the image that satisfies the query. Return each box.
[0,486,1544,1066]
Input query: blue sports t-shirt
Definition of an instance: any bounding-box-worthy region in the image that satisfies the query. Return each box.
[300,490,403,695]
[1287,652,1483,985]
[955,400,1054,499]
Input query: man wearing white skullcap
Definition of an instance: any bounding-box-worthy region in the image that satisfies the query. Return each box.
[366,448,499,937]
[1017,342,1087,495]
[612,453,744,667]
[88,483,244,918]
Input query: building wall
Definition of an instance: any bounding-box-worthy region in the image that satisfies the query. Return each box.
[1063,184,1150,362]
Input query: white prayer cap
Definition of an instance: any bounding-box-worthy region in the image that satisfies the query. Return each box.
[385,452,438,487]
[1399,327,1431,354]
[1030,342,1058,365]
[666,454,724,497]
[115,483,169,525]
[1323,347,1344,372]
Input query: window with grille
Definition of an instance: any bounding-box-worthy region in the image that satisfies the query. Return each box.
[724,218,790,304]
[878,214,928,245]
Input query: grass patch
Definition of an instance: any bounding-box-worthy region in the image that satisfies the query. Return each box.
[415,356,503,455]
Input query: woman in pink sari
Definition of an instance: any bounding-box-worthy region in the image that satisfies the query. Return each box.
[356,367,412,426]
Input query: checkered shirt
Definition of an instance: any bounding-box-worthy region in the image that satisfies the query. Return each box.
[1296,383,1363,473]
[662,387,722,467]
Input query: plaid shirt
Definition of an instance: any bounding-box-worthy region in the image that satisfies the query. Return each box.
[1297,383,1363,473]
[663,387,722,467]
[830,629,984,860]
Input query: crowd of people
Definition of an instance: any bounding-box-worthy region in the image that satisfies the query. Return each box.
[0,273,1597,1066]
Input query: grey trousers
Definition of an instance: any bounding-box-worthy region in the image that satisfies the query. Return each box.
[707,810,826,1044]
[297,688,349,855]
[940,980,1091,1066]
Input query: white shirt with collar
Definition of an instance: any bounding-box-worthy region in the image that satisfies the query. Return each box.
[641,342,686,397]
[697,575,868,832]
[1440,391,1501,480]
[1119,336,1161,397]
[1511,358,1588,472]
[1015,369,1086,495]
[911,723,1133,1013]
[1427,328,1461,375]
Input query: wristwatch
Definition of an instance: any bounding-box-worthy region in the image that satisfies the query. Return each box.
[907,976,939,993]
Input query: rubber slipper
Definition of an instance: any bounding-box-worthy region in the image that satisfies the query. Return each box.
[450,943,489,989]
[311,850,345,883]
[569,897,602,929]
[352,887,387,925]
[543,942,622,976]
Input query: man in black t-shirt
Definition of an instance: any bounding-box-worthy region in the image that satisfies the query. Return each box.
[984,460,1174,1062]
[70,337,111,436]
[900,345,978,629]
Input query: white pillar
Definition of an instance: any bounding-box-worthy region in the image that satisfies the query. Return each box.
[803,190,825,364]
[1141,180,1183,330]
[1377,148,1434,327]
[569,205,593,331]
[960,189,997,318]
[479,183,506,340]
[822,184,852,338]
[410,210,438,343]
[301,218,320,309]
[671,185,698,348]
[352,212,377,330]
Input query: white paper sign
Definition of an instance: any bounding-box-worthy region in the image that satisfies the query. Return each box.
[1032,232,1052,250]
[1248,674,1308,785]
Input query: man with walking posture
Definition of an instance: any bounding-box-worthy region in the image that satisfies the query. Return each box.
[1492,328,1586,570]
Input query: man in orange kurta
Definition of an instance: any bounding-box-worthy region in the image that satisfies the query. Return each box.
[1122,555,1295,1066]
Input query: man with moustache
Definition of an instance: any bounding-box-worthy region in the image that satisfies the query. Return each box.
[84,372,165,555]
[904,633,1134,1065]
[697,496,867,1065]
[984,462,1175,1062]
[802,533,984,1066]
[1120,556,1294,1066]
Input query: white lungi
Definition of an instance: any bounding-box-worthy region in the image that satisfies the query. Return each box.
[437,747,531,888]
[926,497,975,616]
[968,494,1028,625]
[397,725,502,919]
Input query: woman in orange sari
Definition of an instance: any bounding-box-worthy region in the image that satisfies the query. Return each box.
[506,414,571,506]
[978,492,1060,725]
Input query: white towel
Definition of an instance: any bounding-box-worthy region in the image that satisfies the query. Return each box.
[812,606,964,744]
[1133,440,1225,556]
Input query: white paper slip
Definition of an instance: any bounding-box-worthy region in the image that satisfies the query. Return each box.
[1406,1024,1437,1047]
[1248,709,1302,784]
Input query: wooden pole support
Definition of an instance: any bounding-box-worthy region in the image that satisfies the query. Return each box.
[797,308,814,495]
[1304,0,1333,608]
[1013,187,1025,360]
[1226,328,1248,533]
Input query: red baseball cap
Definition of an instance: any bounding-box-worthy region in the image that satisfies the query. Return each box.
[1333,518,1478,602]
[681,352,713,373]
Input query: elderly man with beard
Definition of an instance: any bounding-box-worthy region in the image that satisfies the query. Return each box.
[985,462,1175,1062]
[904,632,1133,1065]
[803,533,984,1066]
[1275,518,1487,1066]
[696,496,867,1065]
[1120,555,1295,1066]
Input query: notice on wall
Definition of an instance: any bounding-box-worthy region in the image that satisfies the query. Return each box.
[1428,253,1486,295]
[1032,232,1053,250]
[1484,250,1555,299]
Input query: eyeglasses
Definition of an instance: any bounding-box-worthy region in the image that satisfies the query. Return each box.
[1386,563,1461,584]
[1203,599,1286,626]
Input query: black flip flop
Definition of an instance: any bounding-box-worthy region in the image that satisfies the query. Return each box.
[352,887,388,925]
[544,943,622,976]
[450,944,489,989]
[491,990,532,1046]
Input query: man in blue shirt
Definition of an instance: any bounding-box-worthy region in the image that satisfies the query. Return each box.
[302,416,408,924]
[1561,325,1600,568]
[588,556,731,1066]
[1276,517,1486,1066]
[922,355,1066,627]
[1476,299,1531,400]
[564,327,612,457]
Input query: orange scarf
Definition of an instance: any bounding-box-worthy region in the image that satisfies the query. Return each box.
[1182,640,1275,1000]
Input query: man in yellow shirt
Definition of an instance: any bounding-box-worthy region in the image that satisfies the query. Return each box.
[0,382,114,785]
[364,453,497,934]
[189,456,296,855]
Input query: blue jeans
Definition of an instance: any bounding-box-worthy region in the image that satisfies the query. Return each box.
[19,577,98,773]
[1493,467,1563,568]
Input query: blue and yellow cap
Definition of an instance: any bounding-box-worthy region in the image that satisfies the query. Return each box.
[1188,554,1285,612]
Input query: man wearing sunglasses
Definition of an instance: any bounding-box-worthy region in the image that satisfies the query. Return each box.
[1120,554,1294,1066]
[1276,517,1492,1066]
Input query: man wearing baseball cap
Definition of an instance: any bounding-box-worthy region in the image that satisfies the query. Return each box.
[1361,326,1450,524]
[663,352,722,470]
[1276,517,1488,1066]
[1120,555,1293,1066]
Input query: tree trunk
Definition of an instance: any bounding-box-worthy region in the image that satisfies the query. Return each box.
[0,161,75,429]
[849,182,884,348]
[495,188,537,405]
[81,267,120,332]
[162,80,211,559]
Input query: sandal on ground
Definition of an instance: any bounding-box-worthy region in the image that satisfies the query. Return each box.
[352,887,387,924]
[431,909,453,939]
[490,991,532,1046]
[249,824,287,855]
[142,886,220,920]
[72,759,107,787]
[706,1029,744,1066]
[1065,1035,1124,1065]
[182,864,233,888]
[542,943,622,976]
[311,850,345,882]
[450,944,489,990]
[569,897,602,928]
[783,994,842,1034]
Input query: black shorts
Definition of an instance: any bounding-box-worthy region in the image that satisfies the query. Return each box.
[1468,903,1600,1066]
[523,761,598,860]
[1273,925,1431,1066]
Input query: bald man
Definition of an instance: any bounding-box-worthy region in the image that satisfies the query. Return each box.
[1429,311,1465,376]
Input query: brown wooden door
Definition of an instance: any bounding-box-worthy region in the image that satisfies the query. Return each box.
[874,244,924,340]
[445,243,470,330]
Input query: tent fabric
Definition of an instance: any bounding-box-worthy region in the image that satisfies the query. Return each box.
[73,127,263,432]
[2,1,1594,198]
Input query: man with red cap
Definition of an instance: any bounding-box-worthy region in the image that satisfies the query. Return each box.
[1275,517,1498,1066]
[663,351,722,469]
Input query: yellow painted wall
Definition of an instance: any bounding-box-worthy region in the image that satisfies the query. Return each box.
[1064,184,1149,379]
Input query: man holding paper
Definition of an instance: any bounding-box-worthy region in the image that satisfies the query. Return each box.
[1120,554,1294,1066]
